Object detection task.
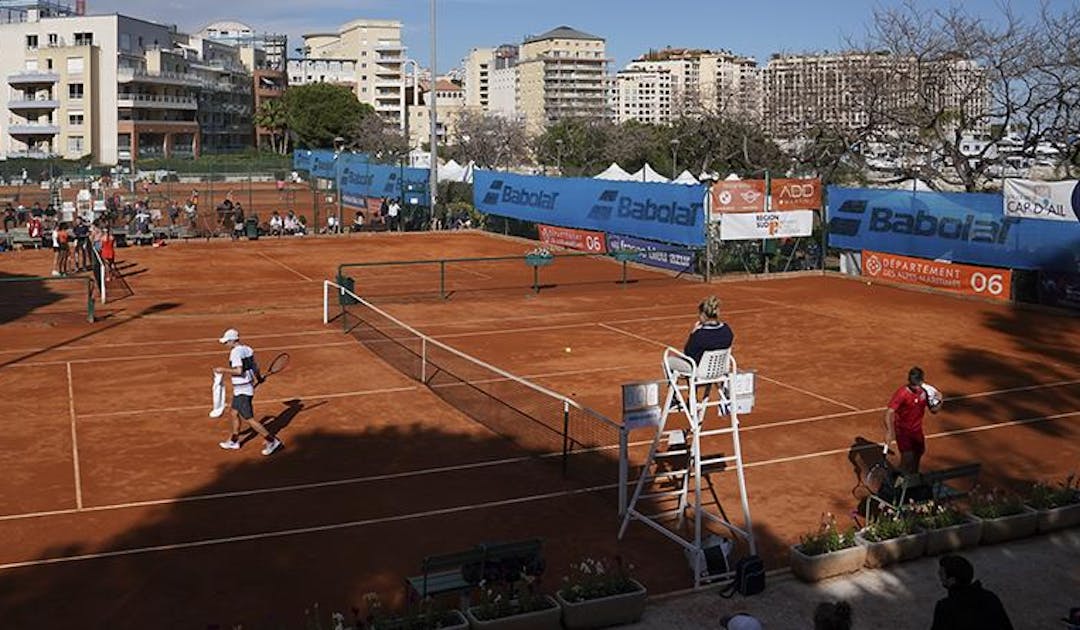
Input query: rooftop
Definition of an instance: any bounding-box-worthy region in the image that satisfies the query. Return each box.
[524,25,603,44]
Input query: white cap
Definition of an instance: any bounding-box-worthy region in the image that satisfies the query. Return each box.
[724,615,763,630]
[219,329,240,343]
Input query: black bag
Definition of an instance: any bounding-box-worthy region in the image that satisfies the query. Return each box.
[719,555,765,598]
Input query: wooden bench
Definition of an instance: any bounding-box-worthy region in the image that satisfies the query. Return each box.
[405,538,543,604]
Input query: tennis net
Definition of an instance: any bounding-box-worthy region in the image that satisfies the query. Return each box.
[90,241,134,303]
[0,275,95,323]
[325,281,622,476]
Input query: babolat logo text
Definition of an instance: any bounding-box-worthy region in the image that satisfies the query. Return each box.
[345,170,374,187]
[868,207,1018,244]
[615,195,699,226]
[482,180,504,205]
[496,184,559,209]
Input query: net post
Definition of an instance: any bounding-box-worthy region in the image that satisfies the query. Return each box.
[323,280,329,324]
[86,277,94,323]
[621,259,628,287]
[533,266,540,294]
[562,400,570,477]
[618,426,628,518]
[421,337,427,382]
[439,260,446,299]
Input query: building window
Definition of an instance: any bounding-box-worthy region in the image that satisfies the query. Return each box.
[67,57,84,74]
[69,113,84,126]
[26,34,38,49]
[68,83,84,100]
[67,136,84,153]
[48,33,58,46]
[120,33,130,50]
[74,32,93,46]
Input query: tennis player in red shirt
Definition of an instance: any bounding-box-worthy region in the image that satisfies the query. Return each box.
[883,366,942,474]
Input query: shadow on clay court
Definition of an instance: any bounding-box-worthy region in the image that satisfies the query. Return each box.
[0,302,179,369]
[237,399,327,446]
[0,414,797,628]
[0,271,65,326]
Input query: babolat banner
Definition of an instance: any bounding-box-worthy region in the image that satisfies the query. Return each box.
[474,170,707,246]
[340,162,430,205]
[292,150,314,173]
[827,186,1080,272]
[606,233,697,273]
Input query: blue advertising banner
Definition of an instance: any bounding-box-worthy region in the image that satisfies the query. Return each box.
[474,170,707,246]
[606,233,698,273]
[340,162,430,205]
[827,186,1080,272]
[292,151,313,173]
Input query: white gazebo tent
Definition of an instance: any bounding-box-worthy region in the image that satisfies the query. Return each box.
[594,163,635,181]
[672,170,700,185]
[630,163,670,183]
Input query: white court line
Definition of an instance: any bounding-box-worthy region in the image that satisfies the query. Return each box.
[0,329,338,357]
[597,322,860,411]
[0,483,619,571]
[1,408,1077,570]
[66,362,83,511]
[256,251,314,282]
[6,341,358,369]
[756,374,860,411]
[78,385,419,419]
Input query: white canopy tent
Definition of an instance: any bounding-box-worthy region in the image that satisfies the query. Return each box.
[594,163,636,181]
[438,159,466,183]
[672,170,700,185]
[630,163,670,183]
[895,178,934,192]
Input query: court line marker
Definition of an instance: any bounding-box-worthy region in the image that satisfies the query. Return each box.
[0,484,619,571]
[256,251,313,282]
[66,362,83,511]
[1,409,1076,569]
[78,385,420,419]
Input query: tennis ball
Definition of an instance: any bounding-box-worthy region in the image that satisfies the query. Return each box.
[564,347,572,353]
[866,281,872,285]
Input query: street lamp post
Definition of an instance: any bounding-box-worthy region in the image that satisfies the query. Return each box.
[333,136,345,234]
[555,138,563,175]
[428,0,438,226]
[401,58,421,142]
[670,138,680,178]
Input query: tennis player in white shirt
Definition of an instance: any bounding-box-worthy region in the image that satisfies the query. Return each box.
[214,329,283,455]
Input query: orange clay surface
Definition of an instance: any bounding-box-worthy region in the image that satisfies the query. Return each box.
[0,230,1077,628]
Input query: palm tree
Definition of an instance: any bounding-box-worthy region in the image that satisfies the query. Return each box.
[255,99,289,155]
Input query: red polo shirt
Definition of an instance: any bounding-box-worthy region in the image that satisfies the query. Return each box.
[888,385,929,435]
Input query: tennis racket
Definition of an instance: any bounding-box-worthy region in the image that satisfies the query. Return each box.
[256,352,290,386]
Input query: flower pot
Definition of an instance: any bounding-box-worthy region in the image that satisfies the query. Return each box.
[611,250,639,263]
[466,596,561,630]
[855,529,926,568]
[789,544,866,583]
[922,517,983,555]
[374,610,469,630]
[524,255,553,267]
[974,506,1039,545]
[1029,501,1080,533]
[555,579,647,629]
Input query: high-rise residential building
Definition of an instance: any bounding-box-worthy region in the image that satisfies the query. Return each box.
[200,21,287,151]
[177,33,254,154]
[621,48,761,122]
[406,78,466,148]
[488,63,518,119]
[516,26,609,134]
[287,19,405,127]
[762,52,987,139]
[0,1,205,164]
[613,67,672,125]
[462,44,517,112]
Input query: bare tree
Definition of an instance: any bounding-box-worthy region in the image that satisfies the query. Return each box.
[450,110,530,169]
[346,115,410,163]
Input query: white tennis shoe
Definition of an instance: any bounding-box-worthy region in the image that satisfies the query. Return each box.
[262,439,282,456]
[219,439,240,450]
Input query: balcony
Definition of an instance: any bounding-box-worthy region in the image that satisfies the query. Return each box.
[8,71,60,86]
[374,43,404,53]
[117,93,199,110]
[117,68,203,87]
[8,98,60,112]
[9,122,60,136]
[7,150,60,159]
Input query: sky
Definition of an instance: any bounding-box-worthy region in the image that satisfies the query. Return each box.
[89,0,1071,71]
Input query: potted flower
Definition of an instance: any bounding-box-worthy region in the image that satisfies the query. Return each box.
[1026,474,1080,533]
[524,247,554,267]
[610,249,640,263]
[969,486,1038,544]
[360,593,468,630]
[555,556,646,628]
[789,513,865,582]
[912,501,982,555]
[466,574,560,630]
[855,505,926,568]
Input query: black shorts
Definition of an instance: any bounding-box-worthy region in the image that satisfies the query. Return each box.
[231,394,254,419]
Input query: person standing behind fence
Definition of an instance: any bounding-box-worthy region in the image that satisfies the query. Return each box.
[388,198,401,231]
[73,216,90,271]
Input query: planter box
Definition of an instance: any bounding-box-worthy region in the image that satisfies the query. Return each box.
[555,579,647,629]
[524,255,554,267]
[855,529,926,569]
[1029,501,1080,533]
[974,507,1039,545]
[922,517,983,555]
[789,544,866,583]
[466,596,561,630]
[375,610,468,630]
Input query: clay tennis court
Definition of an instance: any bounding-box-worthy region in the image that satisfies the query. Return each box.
[0,230,1077,628]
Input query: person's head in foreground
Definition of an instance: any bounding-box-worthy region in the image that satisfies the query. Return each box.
[698,295,721,323]
[219,328,240,348]
[814,601,852,630]
[938,554,974,590]
[907,366,925,391]
[720,613,762,630]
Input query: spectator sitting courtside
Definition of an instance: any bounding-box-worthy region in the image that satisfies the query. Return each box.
[269,211,283,236]
[931,555,1013,630]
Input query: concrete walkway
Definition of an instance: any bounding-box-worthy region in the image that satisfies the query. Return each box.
[630,529,1079,629]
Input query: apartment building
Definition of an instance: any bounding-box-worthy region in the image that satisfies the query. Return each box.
[763,51,987,139]
[515,26,609,134]
[613,67,671,125]
[288,19,405,126]
[462,44,517,111]
[406,79,466,148]
[200,21,287,150]
[621,48,761,122]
